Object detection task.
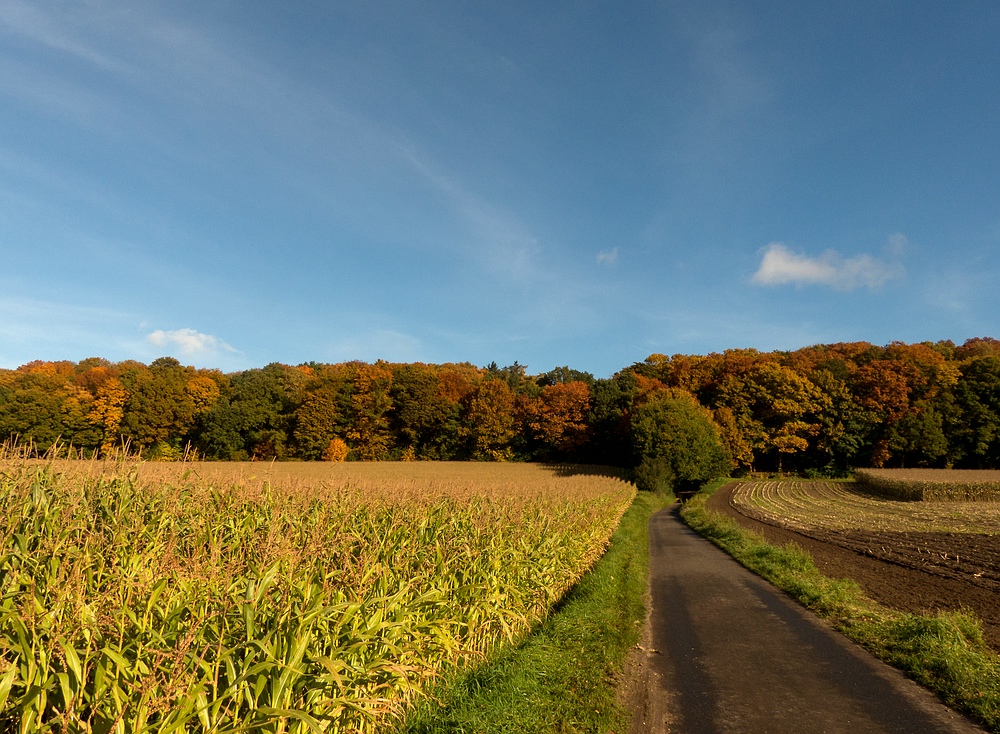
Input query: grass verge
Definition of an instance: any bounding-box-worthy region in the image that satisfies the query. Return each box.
[397,490,668,733]
[681,482,1000,732]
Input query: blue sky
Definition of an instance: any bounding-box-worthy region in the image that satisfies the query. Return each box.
[1,1,998,377]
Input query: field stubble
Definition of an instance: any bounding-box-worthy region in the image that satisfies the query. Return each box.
[729,480,1000,592]
[0,459,635,733]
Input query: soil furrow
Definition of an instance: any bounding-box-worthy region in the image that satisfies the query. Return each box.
[707,483,1000,651]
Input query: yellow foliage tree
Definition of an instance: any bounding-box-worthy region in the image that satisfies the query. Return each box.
[322,437,349,461]
[88,377,128,456]
[185,376,221,414]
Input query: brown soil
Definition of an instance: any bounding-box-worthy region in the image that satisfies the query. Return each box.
[706,483,1000,651]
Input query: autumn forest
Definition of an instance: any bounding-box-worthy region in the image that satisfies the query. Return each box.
[3,338,1000,476]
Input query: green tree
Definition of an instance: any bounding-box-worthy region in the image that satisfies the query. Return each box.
[951,356,1000,467]
[585,372,639,466]
[485,361,532,394]
[537,366,595,387]
[119,358,199,453]
[0,370,66,452]
[390,364,461,459]
[629,394,732,494]
[194,397,245,460]
[346,362,394,460]
[195,363,306,460]
[461,378,516,461]
[293,386,344,460]
[805,365,873,474]
[886,406,948,467]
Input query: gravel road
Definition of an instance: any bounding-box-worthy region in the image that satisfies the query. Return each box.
[626,504,987,734]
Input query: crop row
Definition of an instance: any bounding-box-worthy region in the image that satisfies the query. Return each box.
[854,468,1000,501]
[729,480,1000,534]
[0,461,635,733]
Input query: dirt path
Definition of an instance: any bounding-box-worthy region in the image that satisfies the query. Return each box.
[627,505,986,734]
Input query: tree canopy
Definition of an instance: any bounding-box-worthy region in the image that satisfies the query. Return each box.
[2,339,999,482]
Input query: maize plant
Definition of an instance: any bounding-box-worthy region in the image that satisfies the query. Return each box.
[0,460,635,732]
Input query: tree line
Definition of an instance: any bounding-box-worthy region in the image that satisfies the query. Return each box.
[2,337,999,479]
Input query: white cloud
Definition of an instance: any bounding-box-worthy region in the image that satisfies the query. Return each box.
[752,242,904,290]
[146,328,237,357]
[596,247,619,265]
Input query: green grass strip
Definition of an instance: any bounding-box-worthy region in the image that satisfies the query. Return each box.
[681,482,1000,732]
[397,490,667,734]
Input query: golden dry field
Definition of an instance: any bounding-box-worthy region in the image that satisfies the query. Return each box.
[34,459,629,506]
[0,459,635,733]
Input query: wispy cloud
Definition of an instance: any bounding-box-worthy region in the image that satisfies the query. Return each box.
[146,328,237,357]
[398,146,542,282]
[752,240,904,290]
[596,247,619,266]
[0,2,336,158]
[0,1,125,71]
[686,12,770,120]
[669,5,773,171]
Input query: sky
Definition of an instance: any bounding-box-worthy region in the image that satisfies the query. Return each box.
[1,1,998,378]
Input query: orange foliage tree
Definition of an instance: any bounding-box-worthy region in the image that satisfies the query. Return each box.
[523,381,592,459]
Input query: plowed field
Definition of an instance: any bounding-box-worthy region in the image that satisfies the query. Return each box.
[707,481,1000,650]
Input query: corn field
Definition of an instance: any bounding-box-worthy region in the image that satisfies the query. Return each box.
[0,459,635,733]
[854,468,1000,501]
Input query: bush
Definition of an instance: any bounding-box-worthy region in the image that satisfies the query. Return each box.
[632,455,675,494]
